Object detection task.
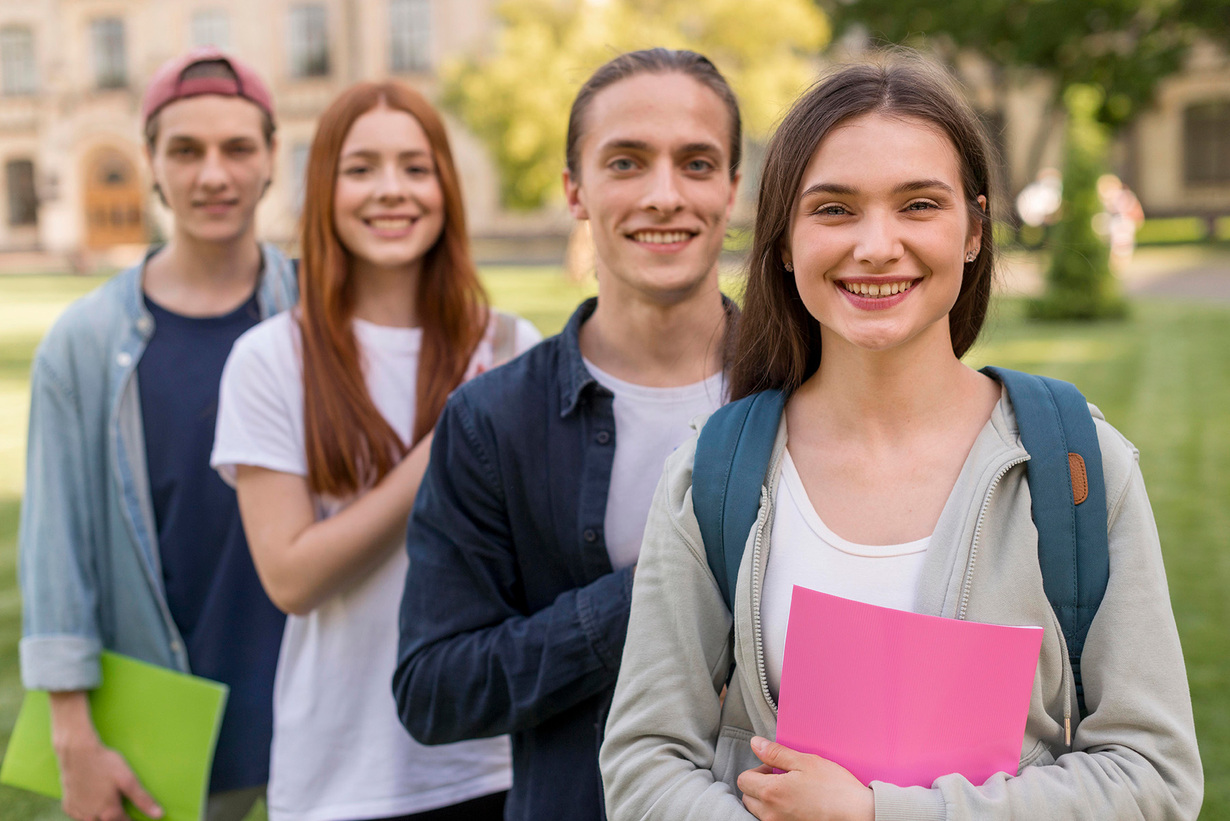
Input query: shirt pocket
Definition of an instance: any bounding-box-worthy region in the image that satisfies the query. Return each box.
[713,725,757,795]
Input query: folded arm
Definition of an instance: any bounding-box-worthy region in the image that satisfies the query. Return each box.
[234,432,433,616]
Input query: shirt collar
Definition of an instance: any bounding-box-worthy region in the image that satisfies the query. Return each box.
[558,297,601,418]
[556,294,739,418]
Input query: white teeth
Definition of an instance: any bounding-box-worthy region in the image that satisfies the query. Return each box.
[842,280,914,297]
[368,218,412,229]
[632,231,691,244]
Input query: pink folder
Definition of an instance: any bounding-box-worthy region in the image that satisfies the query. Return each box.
[776,585,1044,788]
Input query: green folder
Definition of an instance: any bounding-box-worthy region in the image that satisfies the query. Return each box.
[1,651,228,821]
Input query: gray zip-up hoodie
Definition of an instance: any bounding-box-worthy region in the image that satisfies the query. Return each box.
[601,393,1202,820]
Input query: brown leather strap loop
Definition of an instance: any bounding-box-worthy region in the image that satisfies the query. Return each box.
[1068,453,1089,505]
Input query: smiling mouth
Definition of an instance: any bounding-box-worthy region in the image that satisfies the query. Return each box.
[629,230,696,244]
[841,279,917,297]
[365,217,417,230]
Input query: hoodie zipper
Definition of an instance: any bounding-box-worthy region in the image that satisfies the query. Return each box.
[752,449,785,716]
[957,456,1029,621]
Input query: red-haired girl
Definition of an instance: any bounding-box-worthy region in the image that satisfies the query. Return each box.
[213,82,539,821]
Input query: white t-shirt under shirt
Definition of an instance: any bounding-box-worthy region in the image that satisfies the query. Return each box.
[762,448,931,701]
[582,359,726,571]
[212,310,541,821]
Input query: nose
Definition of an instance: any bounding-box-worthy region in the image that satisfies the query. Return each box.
[643,160,684,215]
[197,147,230,191]
[853,209,904,268]
[374,163,408,203]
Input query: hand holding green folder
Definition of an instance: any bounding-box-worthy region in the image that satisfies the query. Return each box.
[1,651,229,821]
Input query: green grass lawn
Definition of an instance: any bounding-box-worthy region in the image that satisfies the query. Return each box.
[1,270,1226,818]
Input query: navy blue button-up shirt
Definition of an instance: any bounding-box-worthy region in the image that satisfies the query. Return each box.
[395,298,634,821]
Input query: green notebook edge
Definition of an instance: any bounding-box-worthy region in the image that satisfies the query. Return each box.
[1,651,229,821]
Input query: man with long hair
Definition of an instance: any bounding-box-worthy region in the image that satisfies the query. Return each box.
[18,48,296,821]
[394,48,741,821]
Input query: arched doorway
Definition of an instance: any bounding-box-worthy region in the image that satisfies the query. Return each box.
[83,148,145,248]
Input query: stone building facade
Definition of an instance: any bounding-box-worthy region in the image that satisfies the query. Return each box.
[0,2,1227,262]
[0,0,569,265]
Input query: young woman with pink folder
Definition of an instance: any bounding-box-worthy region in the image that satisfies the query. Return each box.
[600,56,1202,820]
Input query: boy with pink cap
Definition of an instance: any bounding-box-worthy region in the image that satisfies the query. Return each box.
[18,48,297,821]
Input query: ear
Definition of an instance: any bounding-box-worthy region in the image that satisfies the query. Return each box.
[563,167,588,221]
[259,135,278,201]
[966,194,987,256]
[725,170,741,219]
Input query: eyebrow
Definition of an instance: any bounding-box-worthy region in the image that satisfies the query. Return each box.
[341,148,432,160]
[597,139,722,156]
[599,139,653,154]
[799,179,957,198]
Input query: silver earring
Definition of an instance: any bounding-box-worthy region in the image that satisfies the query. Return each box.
[965,250,978,263]
[784,262,794,272]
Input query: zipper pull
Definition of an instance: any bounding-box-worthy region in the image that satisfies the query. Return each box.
[1064,715,1071,747]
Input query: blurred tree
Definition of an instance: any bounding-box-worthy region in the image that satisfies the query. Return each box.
[442,0,830,210]
[1028,85,1128,320]
[824,0,1222,178]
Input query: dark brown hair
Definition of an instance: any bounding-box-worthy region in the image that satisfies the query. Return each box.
[729,55,998,400]
[144,60,276,150]
[299,81,489,497]
[565,48,742,180]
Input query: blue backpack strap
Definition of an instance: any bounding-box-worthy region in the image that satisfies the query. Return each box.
[693,389,787,613]
[982,367,1109,717]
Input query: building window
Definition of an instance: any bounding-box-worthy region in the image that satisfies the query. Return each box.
[91,18,127,89]
[6,159,37,226]
[288,4,330,78]
[1185,102,1230,185]
[1,27,37,95]
[191,9,231,50]
[390,0,430,73]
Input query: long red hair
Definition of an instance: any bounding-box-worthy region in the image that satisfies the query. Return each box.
[299,82,488,497]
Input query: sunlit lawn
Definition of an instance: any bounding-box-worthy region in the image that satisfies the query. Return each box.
[1,269,1227,818]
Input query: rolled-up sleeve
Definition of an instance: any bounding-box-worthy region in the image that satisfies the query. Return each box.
[18,350,103,692]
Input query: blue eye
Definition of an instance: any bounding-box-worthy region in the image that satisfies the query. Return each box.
[816,204,849,216]
[906,200,939,211]
[609,158,636,172]
[686,158,715,173]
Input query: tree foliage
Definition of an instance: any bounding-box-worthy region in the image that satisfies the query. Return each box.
[824,0,1222,129]
[1029,85,1128,321]
[442,0,830,209]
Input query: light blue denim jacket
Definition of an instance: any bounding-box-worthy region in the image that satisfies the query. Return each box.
[18,244,298,691]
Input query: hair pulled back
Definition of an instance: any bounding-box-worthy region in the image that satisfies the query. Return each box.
[566,47,742,180]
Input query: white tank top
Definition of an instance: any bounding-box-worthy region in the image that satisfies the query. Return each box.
[762,448,931,700]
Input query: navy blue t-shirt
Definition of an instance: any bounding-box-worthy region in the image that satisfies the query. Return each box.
[138,290,285,793]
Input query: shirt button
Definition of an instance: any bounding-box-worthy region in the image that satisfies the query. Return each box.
[169,640,182,654]
[136,316,153,334]
[116,352,132,367]
[583,529,598,543]
[596,431,611,445]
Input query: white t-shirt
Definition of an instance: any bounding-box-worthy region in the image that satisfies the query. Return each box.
[762,448,930,701]
[583,359,726,571]
[212,310,541,821]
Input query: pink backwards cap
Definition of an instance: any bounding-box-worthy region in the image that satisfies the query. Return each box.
[141,47,275,125]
